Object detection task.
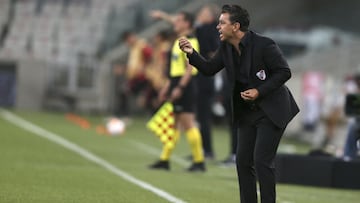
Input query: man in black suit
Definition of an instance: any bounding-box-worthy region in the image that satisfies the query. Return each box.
[179,4,299,203]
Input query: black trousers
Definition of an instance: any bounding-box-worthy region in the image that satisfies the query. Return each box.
[230,123,238,155]
[196,93,214,156]
[236,108,285,203]
[225,98,238,155]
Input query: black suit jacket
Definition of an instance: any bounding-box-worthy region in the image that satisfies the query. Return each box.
[187,31,299,128]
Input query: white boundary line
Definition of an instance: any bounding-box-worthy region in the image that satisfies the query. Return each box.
[0,109,186,203]
[130,134,295,203]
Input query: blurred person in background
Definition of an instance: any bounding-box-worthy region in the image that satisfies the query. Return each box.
[179,4,299,202]
[149,11,206,172]
[196,4,237,166]
[193,4,220,160]
[121,31,153,114]
[112,63,129,117]
[301,71,324,132]
[211,69,238,166]
[320,79,345,150]
[220,70,239,166]
[343,74,360,161]
[145,30,172,112]
[150,5,223,160]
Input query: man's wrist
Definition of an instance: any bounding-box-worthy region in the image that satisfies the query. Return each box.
[186,49,194,56]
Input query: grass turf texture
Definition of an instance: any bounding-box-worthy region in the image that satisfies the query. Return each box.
[0,110,359,203]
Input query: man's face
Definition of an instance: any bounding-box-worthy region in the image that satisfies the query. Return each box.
[197,7,213,24]
[173,13,188,34]
[216,13,235,41]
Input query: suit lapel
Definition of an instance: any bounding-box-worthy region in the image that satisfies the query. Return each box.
[244,32,254,79]
[226,44,235,84]
[252,32,259,79]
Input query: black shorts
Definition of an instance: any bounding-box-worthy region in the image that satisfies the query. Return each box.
[169,77,196,113]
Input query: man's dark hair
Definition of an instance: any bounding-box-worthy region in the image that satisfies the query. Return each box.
[221,4,250,32]
[179,11,195,28]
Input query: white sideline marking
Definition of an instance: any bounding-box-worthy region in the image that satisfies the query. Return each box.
[130,132,295,203]
[0,110,186,203]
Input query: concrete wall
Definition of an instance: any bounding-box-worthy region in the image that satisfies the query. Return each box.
[15,59,48,110]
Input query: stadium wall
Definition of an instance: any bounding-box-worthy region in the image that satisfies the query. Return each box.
[0,58,48,110]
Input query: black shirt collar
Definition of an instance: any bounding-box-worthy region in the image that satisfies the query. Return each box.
[239,31,250,48]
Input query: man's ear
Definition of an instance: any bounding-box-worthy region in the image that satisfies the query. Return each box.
[233,22,241,32]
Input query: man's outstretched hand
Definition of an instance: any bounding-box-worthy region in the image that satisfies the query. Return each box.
[179,38,194,54]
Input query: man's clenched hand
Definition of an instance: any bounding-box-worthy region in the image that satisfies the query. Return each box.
[179,38,194,54]
[240,89,259,101]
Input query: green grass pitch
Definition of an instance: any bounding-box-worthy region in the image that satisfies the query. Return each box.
[0,110,359,203]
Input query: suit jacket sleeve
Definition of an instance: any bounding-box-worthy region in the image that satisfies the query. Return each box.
[187,48,224,76]
[257,42,291,98]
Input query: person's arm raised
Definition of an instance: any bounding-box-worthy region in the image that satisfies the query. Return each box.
[149,10,175,24]
[179,38,224,76]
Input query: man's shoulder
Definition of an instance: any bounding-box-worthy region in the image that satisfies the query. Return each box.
[250,31,275,46]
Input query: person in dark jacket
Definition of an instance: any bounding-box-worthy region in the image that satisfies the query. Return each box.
[194,4,220,159]
[179,4,299,203]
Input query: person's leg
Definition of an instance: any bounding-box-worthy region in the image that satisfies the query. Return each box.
[254,117,285,203]
[120,91,129,116]
[159,129,181,161]
[197,95,214,158]
[356,122,360,155]
[344,122,358,160]
[150,115,180,170]
[221,122,237,165]
[224,96,237,162]
[236,122,257,203]
[179,113,204,163]
[322,108,341,147]
[230,122,238,157]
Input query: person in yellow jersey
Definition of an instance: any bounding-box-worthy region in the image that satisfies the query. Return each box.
[149,11,206,172]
